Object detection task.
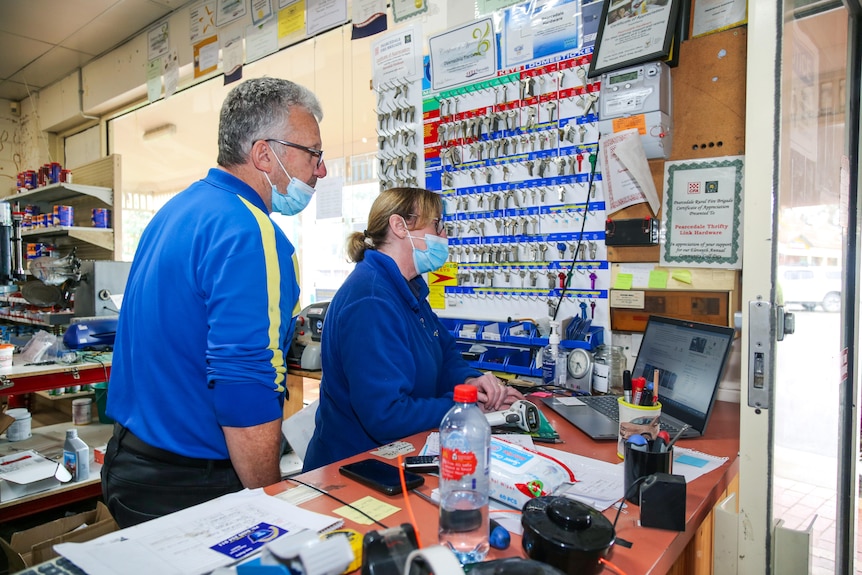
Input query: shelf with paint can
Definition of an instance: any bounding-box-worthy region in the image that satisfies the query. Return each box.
[21,226,114,253]
[1,182,113,206]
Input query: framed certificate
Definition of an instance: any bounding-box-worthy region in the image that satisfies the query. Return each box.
[588,0,681,78]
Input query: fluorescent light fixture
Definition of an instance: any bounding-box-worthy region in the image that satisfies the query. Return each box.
[142,123,177,140]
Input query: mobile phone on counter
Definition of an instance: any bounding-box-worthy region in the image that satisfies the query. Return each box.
[403,455,439,474]
[339,458,424,495]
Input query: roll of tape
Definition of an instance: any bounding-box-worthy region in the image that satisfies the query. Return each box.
[404,545,465,575]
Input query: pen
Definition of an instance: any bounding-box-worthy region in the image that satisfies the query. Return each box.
[631,377,645,405]
[0,454,31,465]
[653,368,659,404]
[623,370,632,403]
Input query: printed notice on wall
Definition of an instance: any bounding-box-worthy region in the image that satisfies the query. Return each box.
[371,25,421,88]
[428,18,497,92]
[660,156,744,269]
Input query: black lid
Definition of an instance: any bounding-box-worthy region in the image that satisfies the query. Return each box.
[521,496,615,553]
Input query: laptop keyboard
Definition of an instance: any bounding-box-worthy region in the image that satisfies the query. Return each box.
[16,556,87,575]
[578,395,687,435]
[580,395,620,419]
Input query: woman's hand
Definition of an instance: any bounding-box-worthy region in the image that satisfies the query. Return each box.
[466,373,525,413]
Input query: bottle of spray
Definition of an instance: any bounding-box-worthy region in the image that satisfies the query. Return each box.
[541,320,568,387]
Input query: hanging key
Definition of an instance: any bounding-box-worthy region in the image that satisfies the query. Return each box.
[547,271,557,289]
[525,106,538,130]
[530,271,538,287]
[537,157,550,178]
[578,124,587,143]
[507,110,519,130]
[567,270,575,287]
[588,240,597,259]
[590,271,598,290]
[521,76,535,100]
[554,157,566,176]
[577,243,587,261]
[590,301,596,319]
[576,66,588,88]
[556,242,567,259]
[544,101,558,122]
[557,272,567,289]
[583,93,599,116]
[524,160,535,177]
[537,243,548,261]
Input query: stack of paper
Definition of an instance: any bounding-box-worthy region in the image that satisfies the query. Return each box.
[55,489,343,575]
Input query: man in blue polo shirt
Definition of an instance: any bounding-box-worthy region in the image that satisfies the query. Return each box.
[102,77,326,527]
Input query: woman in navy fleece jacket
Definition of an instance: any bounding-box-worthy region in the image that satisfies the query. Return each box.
[303,188,523,470]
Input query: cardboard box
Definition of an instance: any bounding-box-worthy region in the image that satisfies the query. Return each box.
[0,450,60,502]
[0,501,118,571]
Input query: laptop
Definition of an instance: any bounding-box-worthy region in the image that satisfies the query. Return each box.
[542,315,735,440]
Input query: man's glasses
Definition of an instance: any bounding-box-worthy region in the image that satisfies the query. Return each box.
[265,138,324,168]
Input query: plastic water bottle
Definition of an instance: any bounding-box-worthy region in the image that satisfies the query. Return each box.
[438,384,491,564]
[63,428,89,482]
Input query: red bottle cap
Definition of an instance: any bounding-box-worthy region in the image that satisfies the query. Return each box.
[453,384,477,403]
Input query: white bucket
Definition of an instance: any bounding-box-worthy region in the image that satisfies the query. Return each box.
[72,398,92,425]
[0,343,13,368]
[6,408,32,441]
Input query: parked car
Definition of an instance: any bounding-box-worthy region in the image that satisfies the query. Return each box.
[777,266,842,312]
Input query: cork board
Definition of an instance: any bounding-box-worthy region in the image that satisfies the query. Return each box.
[669,26,747,159]
[606,26,747,262]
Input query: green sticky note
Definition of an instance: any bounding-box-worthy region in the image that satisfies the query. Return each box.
[671,270,693,284]
[648,270,669,289]
[614,273,633,289]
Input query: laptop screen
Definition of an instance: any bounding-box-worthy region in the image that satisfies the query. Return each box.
[631,316,735,433]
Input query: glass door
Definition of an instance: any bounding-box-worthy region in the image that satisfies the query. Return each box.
[741,1,858,573]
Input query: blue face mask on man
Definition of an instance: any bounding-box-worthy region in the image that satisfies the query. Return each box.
[262,144,315,216]
[404,217,449,274]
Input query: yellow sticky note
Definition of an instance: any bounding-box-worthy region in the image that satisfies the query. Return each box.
[671,270,693,284]
[613,273,633,290]
[335,496,400,526]
[648,270,669,289]
[429,286,446,309]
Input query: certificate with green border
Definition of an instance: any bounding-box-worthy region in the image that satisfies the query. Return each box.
[661,156,744,269]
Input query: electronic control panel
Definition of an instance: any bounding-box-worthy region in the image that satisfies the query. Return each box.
[598,61,673,159]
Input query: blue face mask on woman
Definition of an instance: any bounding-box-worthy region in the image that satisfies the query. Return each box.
[404,217,449,274]
[262,144,315,215]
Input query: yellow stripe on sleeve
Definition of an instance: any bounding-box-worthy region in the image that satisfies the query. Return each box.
[240,196,286,393]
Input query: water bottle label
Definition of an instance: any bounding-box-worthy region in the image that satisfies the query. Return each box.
[440,447,478,481]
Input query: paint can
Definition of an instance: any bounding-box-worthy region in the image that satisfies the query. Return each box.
[54,205,74,227]
[5,408,31,441]
[72,398,92,425]
[91,208,111,228]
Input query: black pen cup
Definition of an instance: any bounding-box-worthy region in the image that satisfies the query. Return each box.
[623,443,673,504]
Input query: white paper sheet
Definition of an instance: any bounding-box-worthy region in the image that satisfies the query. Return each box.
[55,489,342,575]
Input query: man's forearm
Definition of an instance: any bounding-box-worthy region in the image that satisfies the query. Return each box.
[224,419,283,488]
